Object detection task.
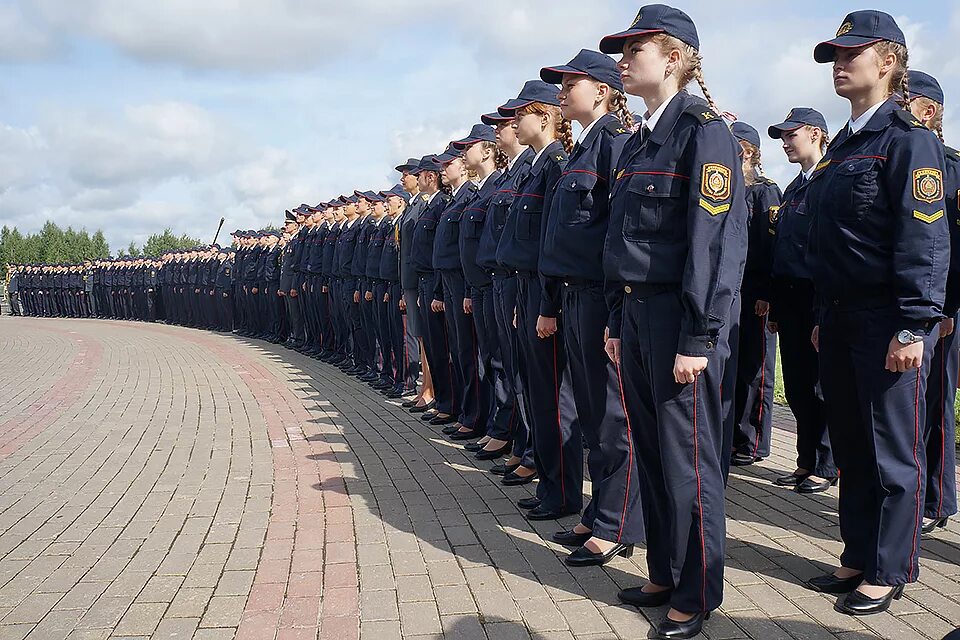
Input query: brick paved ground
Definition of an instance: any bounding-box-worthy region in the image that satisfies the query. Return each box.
[1,316,958,640]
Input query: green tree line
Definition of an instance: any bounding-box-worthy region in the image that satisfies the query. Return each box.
[1,222,202,278]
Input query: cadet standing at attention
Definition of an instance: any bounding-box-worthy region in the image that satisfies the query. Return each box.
[804,11,948,615]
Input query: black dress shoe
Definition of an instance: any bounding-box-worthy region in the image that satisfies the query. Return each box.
[566,543,634,567]
[774,471,810,487]
[401,398,419,408]
[501,471,537,486]
[797,476,838,494]
[656,612,710,639]
[618,586,673,608]
[430,414,457,426]
[517,497,541,510]
[475,443,511,460]
[491,463,521,476]
[836,584,904,616]
[552,529,592,547]
[527,506,575,521]
[922,516,949,534]
[449,430,479,441]
[385,389,402,399]
[730,452,756,466]
[442,424,461,435]
[408,401,436,413]
[806,572,863,594]
[464,442,484,452]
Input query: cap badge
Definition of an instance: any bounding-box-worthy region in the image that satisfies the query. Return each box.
[836,22,854,37]
[631,10,643,26]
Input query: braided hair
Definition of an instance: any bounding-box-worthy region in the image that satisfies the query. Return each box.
[518,103,574,154]
[609,90,636,130]
[873,41,909,106]
[651,34,721,114]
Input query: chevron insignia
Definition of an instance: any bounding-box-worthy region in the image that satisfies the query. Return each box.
[699,198,731,216]
[913,209,944,224]
[815,159,832,172]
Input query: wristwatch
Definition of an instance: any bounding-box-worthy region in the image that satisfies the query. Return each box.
[896,329,924,345]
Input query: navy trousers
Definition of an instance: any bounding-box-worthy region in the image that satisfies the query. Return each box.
[515,273,582,514]
[924,315,958,520]
[493,274,532,466]
[563,282,643,544]
[619,289,729,614]
[774,279,835,477]
[418,273,457,416]
[441,269,488,433]
[819,304,935,585]
[474,282,517,442]
[732,281,777,459]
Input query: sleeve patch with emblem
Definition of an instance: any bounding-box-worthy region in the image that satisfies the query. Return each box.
[700,163,731,202]
[913,209,944,224]
[768,205,781,224]
[913,168,943,203]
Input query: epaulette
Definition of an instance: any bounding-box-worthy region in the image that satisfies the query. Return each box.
[683,103,721,125]
[944,145,960,163]
[603,118,630,136]
[757,176,778,186]
[894,109,925,129]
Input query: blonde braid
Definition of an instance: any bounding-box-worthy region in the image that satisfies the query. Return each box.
[692,65,721,114]
[609,90,635,130]
[557,117,574,154]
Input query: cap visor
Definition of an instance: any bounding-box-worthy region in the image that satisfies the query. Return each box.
[539,65,586,85]
[599,28,663,54]
[767,122,806,139]
[497,99,532,117]
[813,36,882,63]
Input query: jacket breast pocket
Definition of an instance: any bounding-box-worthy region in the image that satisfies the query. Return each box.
[516,198,543,241]
[559,172,598,225]
[833,158,879,220]
[463,207,486,239]
[622,174,686,243]
[492,193,513,230]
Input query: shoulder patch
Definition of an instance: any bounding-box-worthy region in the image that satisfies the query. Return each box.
[684,103,720,125]
[913,168,944,203]
[700,163,732,202]
[768,205,781,225]
[895,109,925,129]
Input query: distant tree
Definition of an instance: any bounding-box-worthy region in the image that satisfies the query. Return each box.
[0,221,111,279]
[141,228,202,257]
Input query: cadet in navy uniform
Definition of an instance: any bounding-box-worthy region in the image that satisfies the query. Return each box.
[766,108,838,493]
[333,195,363,373]
[476,110,535,475]
[538,49,642,566]
[363,191,392,388]
[395,159,431,406]
[378,184,410,397]
[729,122,781,466]
[496,80,579,519]
[279,211,301,345]
[410,156,458,425]
[599,6,748,636]
[905,70,958,535]
[352,192,379,380]
[804,12,949,615]
[215,247,235,331]
[433,144,483,438]
[323,201,348,364]
[455,124,514,459]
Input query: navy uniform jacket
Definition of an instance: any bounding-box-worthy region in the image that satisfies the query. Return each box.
[434,181,480,272]
[334,218,362,289]
[365,217,390,281]
[603,91,748,356]
[741,175,782,300]
[941,145,960,317]
[352,216,378,285]
[477,150,534,273]
[410,192,453,295]
[399,195,427,290]
[306,225,326,276]
[279,234,299,292]
[321,222,341,286]
[806,98,948,330]
[460,170,503,295]
[497,140,568,278]
[541,113,629,316]
[242,247,262,286]
[215,259,233,289]
[379,215,402,283]
[264,247,281,286]
[770,172,814,282]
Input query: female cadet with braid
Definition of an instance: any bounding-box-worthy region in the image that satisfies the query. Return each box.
[600,6,748,637]
[537,49,643,567]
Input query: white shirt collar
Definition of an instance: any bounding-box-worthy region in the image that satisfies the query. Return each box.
[476,172,493,190]
[802,165,817,181]
[576,116,602,145]
[507,149,527,172]
[531,143,552,167]
[642,91,680,134]
[451,182,465,198]
[848,100,886,134]
[425,191,439,204]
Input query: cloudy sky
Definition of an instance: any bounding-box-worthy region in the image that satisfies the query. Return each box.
[2,0,959,252]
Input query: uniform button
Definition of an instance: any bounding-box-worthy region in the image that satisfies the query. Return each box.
[571,182,576,188]
[647,184,655,192]
[847,164,855,170]
[624,285,632,293]
[523,205,528,210]
[707,341,715,349]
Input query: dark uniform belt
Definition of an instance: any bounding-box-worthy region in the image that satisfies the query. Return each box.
[623,282,679,298]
